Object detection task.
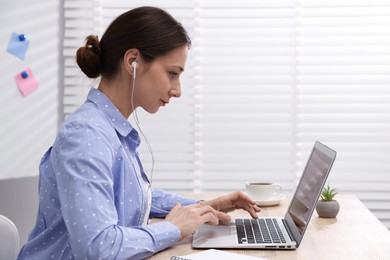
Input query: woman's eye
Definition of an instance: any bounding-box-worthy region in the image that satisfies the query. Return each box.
[169,72,178,79]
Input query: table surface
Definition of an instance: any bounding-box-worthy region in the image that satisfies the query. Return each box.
[147,194,390,260]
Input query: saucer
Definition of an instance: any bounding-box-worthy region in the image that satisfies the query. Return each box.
[254,194,286,207]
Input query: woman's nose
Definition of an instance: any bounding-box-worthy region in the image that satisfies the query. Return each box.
[170,83,181,98]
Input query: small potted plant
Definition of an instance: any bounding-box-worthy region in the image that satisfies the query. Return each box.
[316,184,340,218]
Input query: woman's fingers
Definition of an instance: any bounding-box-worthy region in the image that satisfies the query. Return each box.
[166,191,263,241]
[195,204,220,224]
[203,191,262,219]
[241,203,260,218]
[166,203,223,240]
[201,211,219,225]
[232,192,261,218]
[215,211,232,223]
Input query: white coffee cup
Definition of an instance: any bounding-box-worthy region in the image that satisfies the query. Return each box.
[245,182,282,200]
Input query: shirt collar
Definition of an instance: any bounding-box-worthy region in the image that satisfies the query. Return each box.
[86,88,138,140]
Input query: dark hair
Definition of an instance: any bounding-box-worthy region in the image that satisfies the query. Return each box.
[76,6,191,79]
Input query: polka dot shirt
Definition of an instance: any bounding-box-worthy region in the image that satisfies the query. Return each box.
[18,88,198,260]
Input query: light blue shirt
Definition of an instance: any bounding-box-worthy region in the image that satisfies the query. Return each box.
[18,88,198,260]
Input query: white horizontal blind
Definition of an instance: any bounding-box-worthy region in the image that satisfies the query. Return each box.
[62,0,390,229]
[297,0,390,229]
[196,0,298,193]
[63,0,101,117]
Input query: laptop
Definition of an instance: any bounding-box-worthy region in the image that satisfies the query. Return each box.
[192,141,336,249]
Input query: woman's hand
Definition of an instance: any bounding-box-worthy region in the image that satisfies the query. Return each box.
[165,203,220,240]
[165,191,260,240]
[199,191,261,223]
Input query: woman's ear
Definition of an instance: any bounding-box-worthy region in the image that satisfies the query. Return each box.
[123,48,140,78]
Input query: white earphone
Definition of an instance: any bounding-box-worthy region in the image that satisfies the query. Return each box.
[129,59,155,189]
[131,61,137,79]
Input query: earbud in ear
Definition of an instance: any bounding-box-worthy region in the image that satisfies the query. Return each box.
[131,61,137,79]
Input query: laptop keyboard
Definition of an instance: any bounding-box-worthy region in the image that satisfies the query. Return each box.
[235,218,286,244]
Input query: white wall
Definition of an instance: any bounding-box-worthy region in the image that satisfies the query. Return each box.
[0,0,59,180]
[0,0,60,247]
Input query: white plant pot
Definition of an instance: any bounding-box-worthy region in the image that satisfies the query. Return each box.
[316,200,340,218]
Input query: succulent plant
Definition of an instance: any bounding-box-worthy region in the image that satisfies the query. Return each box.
[320,184,337,202]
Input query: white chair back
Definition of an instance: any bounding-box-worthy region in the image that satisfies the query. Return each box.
[0,214,20,260]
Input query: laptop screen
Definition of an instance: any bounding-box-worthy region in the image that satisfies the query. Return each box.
[285,141,336,246]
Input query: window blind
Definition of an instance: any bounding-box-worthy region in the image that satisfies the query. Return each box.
[196,1,297,193]
[297,0,390,229]
[63,0,101,117]
[62,0,390,229]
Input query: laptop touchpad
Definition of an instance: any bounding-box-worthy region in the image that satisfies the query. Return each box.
[198,224,233,238]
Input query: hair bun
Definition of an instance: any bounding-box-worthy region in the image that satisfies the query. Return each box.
[76,35,102,78]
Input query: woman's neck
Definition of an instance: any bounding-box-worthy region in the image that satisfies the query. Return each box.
[98,77,134,119]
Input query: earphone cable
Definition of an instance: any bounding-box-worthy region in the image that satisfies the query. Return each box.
[131,74,155,187]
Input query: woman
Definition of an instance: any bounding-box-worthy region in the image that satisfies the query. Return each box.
[18,6,260,259]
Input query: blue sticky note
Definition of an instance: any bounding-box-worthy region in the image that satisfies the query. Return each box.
[6,32,30,60]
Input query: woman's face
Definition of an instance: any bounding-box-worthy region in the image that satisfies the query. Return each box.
[134,45,188,113]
